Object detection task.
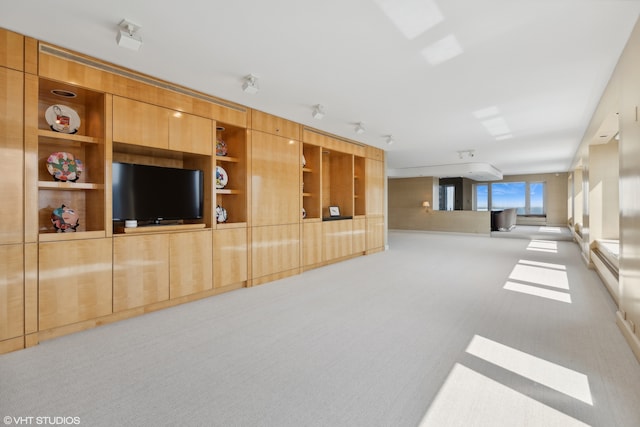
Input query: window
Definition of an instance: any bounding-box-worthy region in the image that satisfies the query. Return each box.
[529,182,544,214]
[492,182,526,214]
[475,184,488,211]
[439,185,455,211]
[474,181,545,215]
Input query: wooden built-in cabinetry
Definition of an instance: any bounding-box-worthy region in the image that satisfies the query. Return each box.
[0,27,385,354]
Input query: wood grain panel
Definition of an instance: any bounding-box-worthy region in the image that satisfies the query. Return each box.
[113,234,169,312]
[0,67,24,244]
[169,112,212,155]
[113,96,169,148]
[366,145,384,161]
[302,221,323,266]
[169,230,213,298]
[24,243,38,334]
[0,244,24,341]
[252,224,300,279]
[353,218,366,254]
[39,238,113,330]
[366,158,385,216]
[24,37,38,75]
[0,28,23,71]
[301,128,364,155]
[213,227,248,288]
[24,74,38,243]
[323,220,353,261]
[38,45,247,127]
[251,110,300,140]
[251,131,300,226]
[366,215,385,252]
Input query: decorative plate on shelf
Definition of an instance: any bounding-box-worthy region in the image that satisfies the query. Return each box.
[216,166,228,189]
[216,205,228,223]
[51,204,80,232]
[302,207,306,219]
[46,152,83,182]
[45,104,81,134]
[302,154,306,167]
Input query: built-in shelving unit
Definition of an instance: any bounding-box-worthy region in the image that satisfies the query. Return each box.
[35,78,106,237]
[302,143,322,220]
[1,28,385,355]
[216,124,247,226]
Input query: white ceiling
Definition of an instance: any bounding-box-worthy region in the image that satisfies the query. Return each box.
[3,1,639,178]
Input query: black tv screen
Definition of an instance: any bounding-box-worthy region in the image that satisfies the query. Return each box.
[112,162,204,222]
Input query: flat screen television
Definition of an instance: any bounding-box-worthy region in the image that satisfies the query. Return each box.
[112,162,204,223]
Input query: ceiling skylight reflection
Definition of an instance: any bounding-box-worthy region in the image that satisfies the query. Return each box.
[375,0,444,39]
[473,106,513,140]
[482,117,511,137]
[422,34,463,66]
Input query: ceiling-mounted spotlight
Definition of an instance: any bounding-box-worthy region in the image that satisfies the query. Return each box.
[116,19,143,51]
[312,104,325,120]
[386,135,395,145]
[355,122,365,135]
[242,74,259,94]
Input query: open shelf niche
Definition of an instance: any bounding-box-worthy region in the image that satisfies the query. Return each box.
[322,149,354,219]
[302,143,322,220]
[36,78,106,239]
[215,123,247,226]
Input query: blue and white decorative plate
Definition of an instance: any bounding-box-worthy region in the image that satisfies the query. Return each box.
[216,166,228,189]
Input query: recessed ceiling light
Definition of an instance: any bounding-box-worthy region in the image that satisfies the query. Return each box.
[51,89,77,98]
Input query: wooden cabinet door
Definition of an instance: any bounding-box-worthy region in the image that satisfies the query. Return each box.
[39,238,113,330]
[0,67,23,244]
[251,110,300,140]
[353,218,366,254]
[113,234,169,312]
[366,158,385,216]
[251,131,301,226]
[252,224,300,279]
[113,96,169,149]
[302,221,323,267]
[0,29,24,71]
[323,220,353,261]
[0,244,24,341]
[213,227,247,288]
[367,215,385,252]
[169,112,212,155]
[169,230,213,298]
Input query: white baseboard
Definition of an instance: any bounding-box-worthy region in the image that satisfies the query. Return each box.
[616,311,640,364]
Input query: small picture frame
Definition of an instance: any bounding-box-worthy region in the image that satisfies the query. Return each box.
[329,206,340,217]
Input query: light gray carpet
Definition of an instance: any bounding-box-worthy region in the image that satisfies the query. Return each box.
[1,231,639,426]
[491,225,574,241]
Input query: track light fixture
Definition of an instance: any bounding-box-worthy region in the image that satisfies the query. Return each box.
[242,74,259,94]
[312,104,325,120]
[386,135,395,145]
[355,122,365,135]
[116,19,143,51]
